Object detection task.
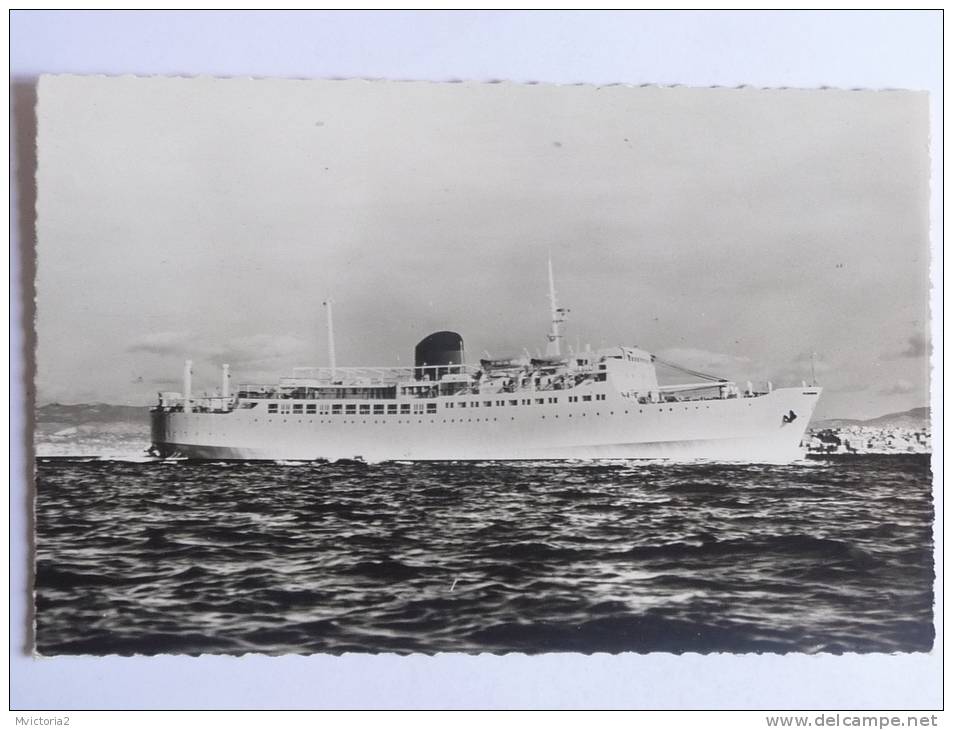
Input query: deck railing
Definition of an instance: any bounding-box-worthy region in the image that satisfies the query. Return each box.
[288,363,478,384]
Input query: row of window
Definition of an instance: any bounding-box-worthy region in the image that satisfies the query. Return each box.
[446,396,565,408]
[260,394,636,416]
[264,394,615,416]
[267,402,438,416]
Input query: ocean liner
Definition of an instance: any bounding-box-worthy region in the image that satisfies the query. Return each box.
[150,262,821,463]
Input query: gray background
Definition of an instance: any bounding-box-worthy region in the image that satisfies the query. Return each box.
[11,9,943,710]
[34,77,929,422]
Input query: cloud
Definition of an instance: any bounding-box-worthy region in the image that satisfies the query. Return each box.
[899,332,929,358]
[127,332,314,393]
[882,332,929,360]
[655,348,751,378]
[880,378,915,395]
[792,351,833,372]
[129,331,310,365]
[127,331,192,355]
[826,382,870,394]
[208,334,312,370]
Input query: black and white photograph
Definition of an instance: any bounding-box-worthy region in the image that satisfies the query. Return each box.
[31,71,932,660]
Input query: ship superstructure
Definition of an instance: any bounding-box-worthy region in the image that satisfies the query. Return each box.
[150,263,820,462]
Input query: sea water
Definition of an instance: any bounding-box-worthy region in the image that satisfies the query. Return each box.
[33,455,934,655]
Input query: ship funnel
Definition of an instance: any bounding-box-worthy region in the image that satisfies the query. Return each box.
[184,360,193,413]
[415,331,464,381]
[222,363,230,399]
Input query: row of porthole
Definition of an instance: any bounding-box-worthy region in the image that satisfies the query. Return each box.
[172,401,734,436]
[237,403,724,427]
[183,402,722,427]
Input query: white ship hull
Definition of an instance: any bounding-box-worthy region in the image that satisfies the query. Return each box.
[151,387,821,464]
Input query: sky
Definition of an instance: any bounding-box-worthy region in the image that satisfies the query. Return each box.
[35,75,931,420]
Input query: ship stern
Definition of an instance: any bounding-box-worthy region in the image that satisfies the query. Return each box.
[149,408,175,458]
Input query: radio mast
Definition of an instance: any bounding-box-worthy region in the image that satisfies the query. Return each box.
[545,256,569,357]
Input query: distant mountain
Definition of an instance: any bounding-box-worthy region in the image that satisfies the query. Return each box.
[34,403,152,457]
[36,402,150,427]
[812,407,930,431]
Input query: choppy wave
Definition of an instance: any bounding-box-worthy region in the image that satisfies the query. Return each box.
[33,454,934,655]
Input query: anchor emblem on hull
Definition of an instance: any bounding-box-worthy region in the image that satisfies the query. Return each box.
[781,410,798,425]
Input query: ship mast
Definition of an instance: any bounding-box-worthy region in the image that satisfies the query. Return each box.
[183,359,192,413]
[221,363,230,399]
[545,256,569,357]
[323,298,337,379]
